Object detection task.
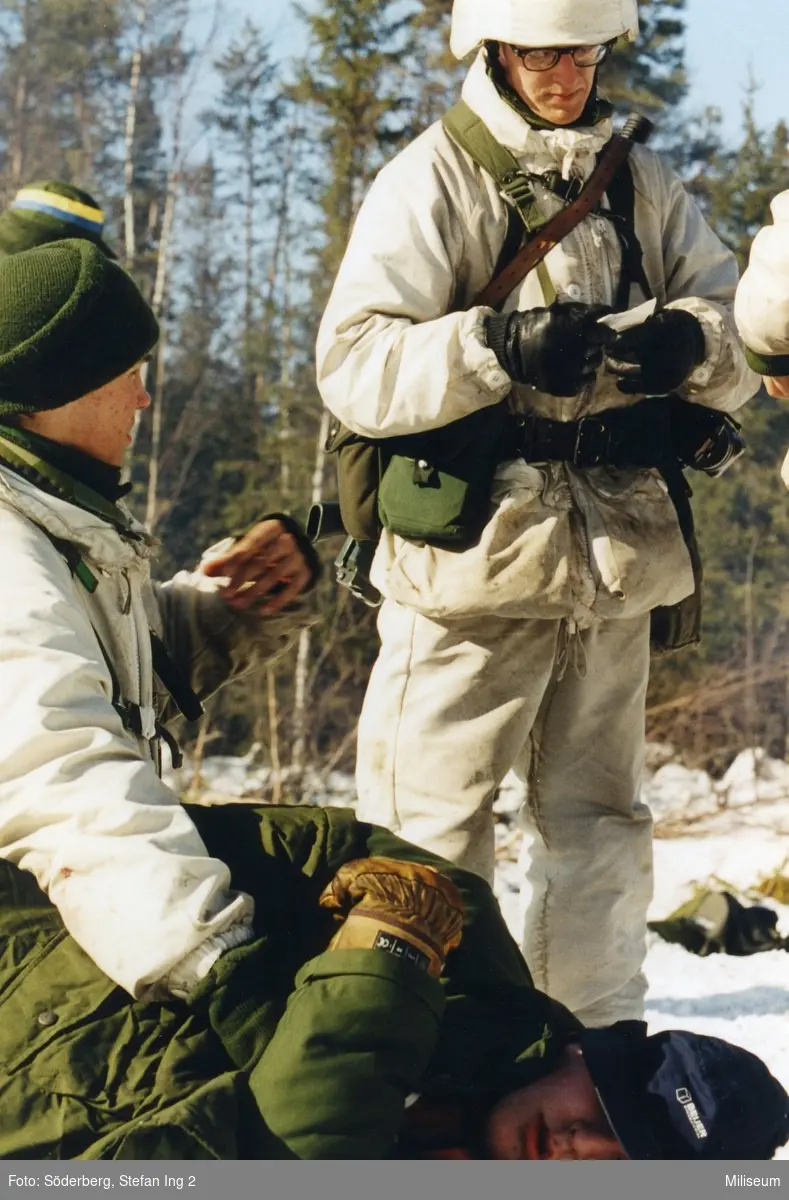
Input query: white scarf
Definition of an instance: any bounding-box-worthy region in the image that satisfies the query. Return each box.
[460,50,613,183]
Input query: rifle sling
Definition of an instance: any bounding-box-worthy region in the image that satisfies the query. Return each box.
[475,132,641,309]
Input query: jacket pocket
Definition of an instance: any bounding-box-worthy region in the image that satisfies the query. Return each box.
[574,467,695,618]
[0,925,216,1159]
[0,928,117,1079]
[372,461,578,620]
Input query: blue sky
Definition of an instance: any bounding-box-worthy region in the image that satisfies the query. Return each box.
[222,0,788,143]
[684,0,786,138]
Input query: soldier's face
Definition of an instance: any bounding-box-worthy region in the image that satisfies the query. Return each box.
[20,361,151,466]
[498,44,597,125]
[485,1044,628,1160]
[84,362,152,465]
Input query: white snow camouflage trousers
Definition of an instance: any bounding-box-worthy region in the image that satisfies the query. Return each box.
[355,600,653,1026]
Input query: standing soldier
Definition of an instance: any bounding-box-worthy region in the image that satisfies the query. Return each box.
[316,0,758,1025]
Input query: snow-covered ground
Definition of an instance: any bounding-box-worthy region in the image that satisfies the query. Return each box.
[173,746,789,1157]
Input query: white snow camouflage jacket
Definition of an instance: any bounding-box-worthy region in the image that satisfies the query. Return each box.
[317,52,759,625]
[0,463,308,999]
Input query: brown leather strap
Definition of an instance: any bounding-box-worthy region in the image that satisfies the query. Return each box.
[475,114,653,310]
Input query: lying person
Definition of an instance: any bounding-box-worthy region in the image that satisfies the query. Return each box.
[0,801,786,1160]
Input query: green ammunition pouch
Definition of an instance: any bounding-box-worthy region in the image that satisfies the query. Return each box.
[327,401,510,547]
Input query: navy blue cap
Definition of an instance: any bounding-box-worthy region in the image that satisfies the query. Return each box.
[580,1022,789,1160]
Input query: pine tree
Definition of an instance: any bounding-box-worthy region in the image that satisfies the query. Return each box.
[701,93,789,268]
[129,155,240,559]
[205,21,282,408]
[0,0,123,197]
[292,0,418,287]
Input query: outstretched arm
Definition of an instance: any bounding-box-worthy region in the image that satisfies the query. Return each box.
[151,516,319,716]
[188,805,579,1159]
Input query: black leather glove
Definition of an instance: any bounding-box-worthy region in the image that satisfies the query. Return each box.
[606,308,706,396]
[484,302,613,396]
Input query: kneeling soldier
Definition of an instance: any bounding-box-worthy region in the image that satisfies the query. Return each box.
[0,238,318,1005]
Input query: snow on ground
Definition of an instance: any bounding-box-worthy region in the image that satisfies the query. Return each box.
[646,752,789,1158]
[174,746,789,1156]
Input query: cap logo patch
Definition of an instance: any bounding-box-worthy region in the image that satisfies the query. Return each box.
[675,1087,708,1139]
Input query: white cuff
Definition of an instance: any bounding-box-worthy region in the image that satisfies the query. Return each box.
[165,921,254,999]
[665,298,723,391]
[466,308,512,394]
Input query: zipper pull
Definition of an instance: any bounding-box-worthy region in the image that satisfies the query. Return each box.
[121,569,132,615]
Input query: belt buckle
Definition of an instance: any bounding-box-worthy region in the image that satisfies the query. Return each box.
[573,416,609,468]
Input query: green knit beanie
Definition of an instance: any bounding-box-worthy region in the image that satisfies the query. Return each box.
[0,180,116,259]
[0,239,159,415]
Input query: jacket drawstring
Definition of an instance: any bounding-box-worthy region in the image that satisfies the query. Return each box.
[555,617,588,682]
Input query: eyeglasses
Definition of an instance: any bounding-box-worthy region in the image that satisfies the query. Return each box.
[509,43,614,72]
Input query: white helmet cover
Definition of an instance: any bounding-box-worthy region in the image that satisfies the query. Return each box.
[450,0,639,61]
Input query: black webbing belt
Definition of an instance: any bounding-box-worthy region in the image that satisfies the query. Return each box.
[512,401,670,470]
[510,396,695,472]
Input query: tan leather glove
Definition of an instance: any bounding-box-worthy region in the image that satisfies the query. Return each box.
[319,857,465,979]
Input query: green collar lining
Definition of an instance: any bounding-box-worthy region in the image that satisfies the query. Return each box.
[0,428,137,534]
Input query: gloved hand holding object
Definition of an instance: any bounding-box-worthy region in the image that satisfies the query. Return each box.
[606,307,706,395]
[319,857,465,978]
[484,302,613,396]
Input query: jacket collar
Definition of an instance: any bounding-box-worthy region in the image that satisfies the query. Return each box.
[0,459,157,572]
[460,49,613,182]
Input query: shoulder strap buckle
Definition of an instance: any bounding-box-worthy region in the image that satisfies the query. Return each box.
[500,170,535,208]
[500,172,545,234]
[563,176,584,204]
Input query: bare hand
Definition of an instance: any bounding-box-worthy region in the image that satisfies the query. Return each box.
[200,519,313,616]
[764,375,789,400]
